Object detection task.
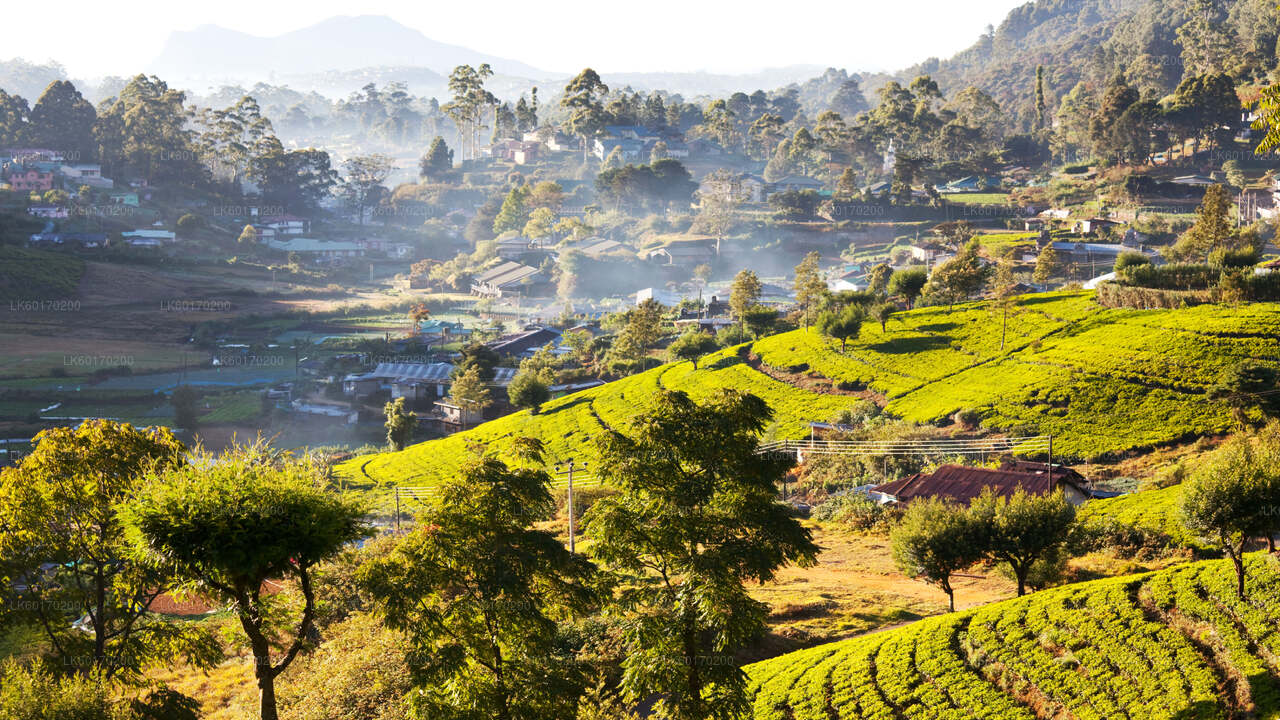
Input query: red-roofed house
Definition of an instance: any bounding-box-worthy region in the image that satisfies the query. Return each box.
[871,461,1090,506]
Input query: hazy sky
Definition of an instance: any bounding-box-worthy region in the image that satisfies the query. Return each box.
[9,0,1027,78]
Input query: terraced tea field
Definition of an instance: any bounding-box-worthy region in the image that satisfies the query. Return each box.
[335,293,1280,486]
[746,554,1280,720]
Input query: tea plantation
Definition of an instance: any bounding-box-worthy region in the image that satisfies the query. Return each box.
[746,554,1280,720]
[335,292,1280,486]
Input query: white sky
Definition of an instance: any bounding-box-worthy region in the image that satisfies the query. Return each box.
[8,0,1027,79]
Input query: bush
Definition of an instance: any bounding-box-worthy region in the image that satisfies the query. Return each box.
[0,660,124,720]
[1116,263,1217,290]
[175,214,204,233]
[1208,247,1260,269]
[1113,251,1151,273]
[812,493,899,532]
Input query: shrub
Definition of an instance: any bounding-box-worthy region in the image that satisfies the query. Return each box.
[1117,263,1218,290]
[1113,251,1151,272]
[1208,247,1260,269]
[812,493,899,532]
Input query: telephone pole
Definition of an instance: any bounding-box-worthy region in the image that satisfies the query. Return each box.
[554,459,586,553]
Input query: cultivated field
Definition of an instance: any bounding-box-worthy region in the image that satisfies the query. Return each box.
[337,292,1280,485]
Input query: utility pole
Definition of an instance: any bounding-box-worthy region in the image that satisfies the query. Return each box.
[554,459,586,553]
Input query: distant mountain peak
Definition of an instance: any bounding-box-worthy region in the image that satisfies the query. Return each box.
[148,15,548,84]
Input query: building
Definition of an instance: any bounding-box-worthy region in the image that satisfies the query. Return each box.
[258,214,310,236]
[594,137,646,161]
[559,236,624,259]
[5,167,54,192]
[646,243,716,266]
[265,237,365,260]
[603,125,660,141]
[871,462,1091,506]
[1239,188,1278,222]
[122,229,176,244]
[343,361,517,404]
[470,261,545,297]
[28,232,107,248]
[59,164,112,189]
[27,205,69,219]
[1049,240,1153,266]
[699,172,769,203]
[771,175,825,194]
[1074,218,1122,235]
[487,326,562,357]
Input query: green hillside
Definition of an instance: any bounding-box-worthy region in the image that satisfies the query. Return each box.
[746,554,1280,720]
[0,246,85,304]
[335,293,1280,486]
[1078,483,1204,549]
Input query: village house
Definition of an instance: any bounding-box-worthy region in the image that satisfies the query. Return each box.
[559,236,625,260]
[358,237,414,258]
[870,461,1092,506]
[487,326,562,357]
[27,205,69,219]
[265,237,365,261]
[28,232,107,248]
[60,163,112,189]
[257,214,310,237]
[646,243,716,266]
[122,229,177,246]
[1074,217,1122,235]
[470,260,545,297]
[771,175,825,194]
[593,137,646,161]
[4,167,55,192]
[699,172,769,203]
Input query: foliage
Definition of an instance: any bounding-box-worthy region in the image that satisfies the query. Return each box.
[668,330,719,369]
[383,397,417,452]
[0,659,130,720]
[969,489,1076,596]
[729,269,763,322]
[890,497,986,611]
[359,444,598,720]
[887,268,927,308]
[0,420,217,680]
[1181,432,1280,598]
[816,305,865,352]
[121,443,371,720]
[586,390,818,720]
[0,246,85,304]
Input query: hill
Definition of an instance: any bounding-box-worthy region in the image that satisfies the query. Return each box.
[149,15,547,83]
[746,554,1280,719]
[894,0,1278,129]
[335,292,1280,486]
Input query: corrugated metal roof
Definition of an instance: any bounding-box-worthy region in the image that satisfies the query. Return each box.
[872,463,1086,505]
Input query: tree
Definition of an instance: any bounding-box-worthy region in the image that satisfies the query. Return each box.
[384,397,417,451]
[171,384,199,430]
[248,139,339,210]
[419,136,454,179]
[887,268,927,308]
[493,183,531,235]
[508,367,552,414]
[340,154,394,224]
[28,80,97,160]
[989,251,1022,351]
[925,239,990,305]
[121,444,371,720]
[871,301,897,333]
[1182,435,1279,598]
[1033,243,1060,284]
[442,64,495,161]
[1210,361,1280,425]
[816,304,865,352]
[523,206,556,243]
[728,269,763,327]
[449,364,493,416]
[868,263,893,295]
[793,251,829,327]
[586,390,818,720]
[668,330,719,369]
[743,305,779,340]
[1034,65,1047,131]
[0,421,217,680]
[969,489,1076,596]
[237,224,258,244]
[1170,184,1245,261]
[562,69,609,162]
[891,498,984,611]
[360,442,597,720]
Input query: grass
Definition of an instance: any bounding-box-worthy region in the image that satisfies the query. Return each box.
[0,246,85,304]
[943,192,1011,205]
[336,292,1280,486]
[746,553,1280,720]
